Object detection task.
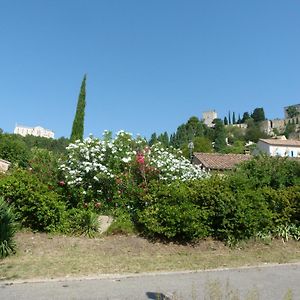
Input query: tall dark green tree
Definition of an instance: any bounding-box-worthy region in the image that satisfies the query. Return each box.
[70,74,87,142]
[242,112,250,123]
[157,132,169,147]
[224,116,228,125]
[149,133,158,146]
[213,119,227,152]
[286,106,299,118]
[232,112,236,124]
[237,113,241,124]
[251,107,266,123]
[228,111,231,125]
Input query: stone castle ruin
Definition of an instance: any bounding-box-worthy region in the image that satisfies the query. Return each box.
[202,110,217,127]
[202,104,300,139]
[260,104,300,137]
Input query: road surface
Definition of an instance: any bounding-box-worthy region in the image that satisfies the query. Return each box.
[1,263,299,299]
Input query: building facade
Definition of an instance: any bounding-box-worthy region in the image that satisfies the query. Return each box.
[256,138,300,157]
[14,125,54,139]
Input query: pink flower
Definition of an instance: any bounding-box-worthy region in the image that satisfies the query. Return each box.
[136,153,145,164]
[58,180,66,187]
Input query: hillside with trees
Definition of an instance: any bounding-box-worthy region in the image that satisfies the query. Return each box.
[149,107,271,157]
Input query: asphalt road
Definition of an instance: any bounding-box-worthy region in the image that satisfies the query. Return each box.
[1,263,300,300]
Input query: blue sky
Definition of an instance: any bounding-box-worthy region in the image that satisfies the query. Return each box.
[1,0,300,139]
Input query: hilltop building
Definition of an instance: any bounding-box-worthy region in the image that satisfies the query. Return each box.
[14,124,54,139]
[202,110,217,127]
[259,104,300,137]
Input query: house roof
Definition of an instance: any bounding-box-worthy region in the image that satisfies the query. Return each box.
[259,139,300,147]
[193,152,252,170]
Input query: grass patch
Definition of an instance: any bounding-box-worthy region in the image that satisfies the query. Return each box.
[0,232,300,281]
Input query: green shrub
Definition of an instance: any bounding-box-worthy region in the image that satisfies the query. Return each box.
[0,134,30,167]
[106,209,136,235]
[28,148,61,187]
[235,155,300,189]
[0,169,66,232]
[137,181,210,241]
[79,210,99,238]
[0,197,18,258]
[136,176,282,243]
[63,208,99,237]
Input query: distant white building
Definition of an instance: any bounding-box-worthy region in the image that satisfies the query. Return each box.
[202,110,217,127]
[256,138,300,158]
[14,124,54,139]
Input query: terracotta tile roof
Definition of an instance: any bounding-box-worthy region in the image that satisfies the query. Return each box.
[259,139,300,147]
[193,152,252,170]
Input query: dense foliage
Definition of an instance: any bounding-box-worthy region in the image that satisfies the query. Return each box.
[136,157,300,243]
[0,169,66,232]
[0,134,30,167]
[0,125,299,248]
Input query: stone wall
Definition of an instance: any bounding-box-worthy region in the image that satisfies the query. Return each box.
[0,159,10,173]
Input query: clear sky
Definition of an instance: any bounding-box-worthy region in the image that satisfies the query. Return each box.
[1,0,300,138]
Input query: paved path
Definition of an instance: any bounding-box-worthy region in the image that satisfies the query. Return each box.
[1,263,300,299]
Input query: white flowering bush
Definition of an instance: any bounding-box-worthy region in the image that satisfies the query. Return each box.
[59,130,208,208]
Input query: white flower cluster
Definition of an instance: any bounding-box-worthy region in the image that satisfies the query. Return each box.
[146,143,208,181]
[59,137,114,189]
[59,131,208,192]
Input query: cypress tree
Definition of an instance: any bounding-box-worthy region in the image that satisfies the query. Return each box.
[232,112,236,124]
[70,74,87,142]
[228,111,231,125]
[224,116,228,125]
[238,113,242,124]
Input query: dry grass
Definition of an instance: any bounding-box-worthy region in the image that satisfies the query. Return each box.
[0,231,300,281]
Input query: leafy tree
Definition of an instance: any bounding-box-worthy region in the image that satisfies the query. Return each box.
[185,116,205,139]
[213,119,227,152]
[228,111,231,125]
[251,107,266,123]
[284,123,296,138]
[170,124,187,147]
[22,135,69,155]
[70,74,86,142]
[286,106,299,118]
[242,112,250,123]
[157,132,169,147]
[0,134,30,167]
[225,125,246,144]
[181,136,213,158]
[170,116,206,148]
[244,119,268,142]
[149,133,158,146]
[223,140,245,154]
[224,116,228,125]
